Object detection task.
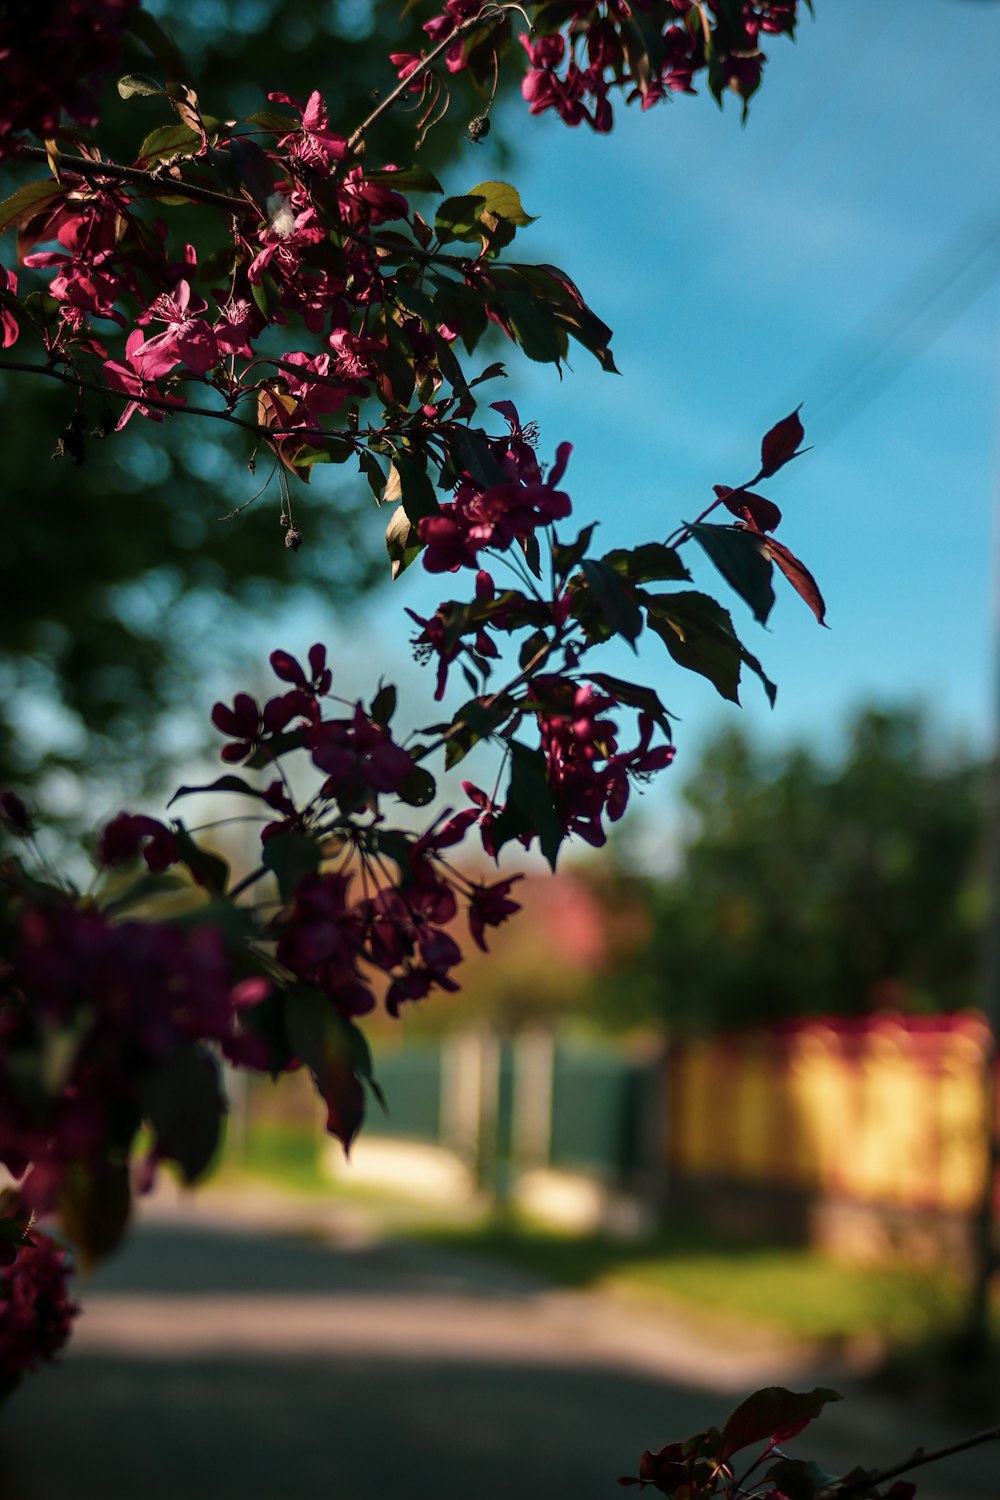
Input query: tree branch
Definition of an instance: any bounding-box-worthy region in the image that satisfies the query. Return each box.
[13,143,257,217]
[14,143,493,274]
[346,3,516,153]
[835,1422,1000,1496]
[0,358,265,434]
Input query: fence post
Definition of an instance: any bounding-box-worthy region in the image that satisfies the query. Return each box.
[512,1028,555,1173]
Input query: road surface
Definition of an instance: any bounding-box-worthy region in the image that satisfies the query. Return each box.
[0,1187,994,1500]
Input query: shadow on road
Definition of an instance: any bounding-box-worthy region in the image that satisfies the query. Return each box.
[1,1213,995,1500]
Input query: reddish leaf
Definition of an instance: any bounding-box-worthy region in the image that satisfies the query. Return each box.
[718,1386,841,1463]
[320,1057,366,1155]
[760,406,806,477]
[714,485,782,533]
[763,538,827,626]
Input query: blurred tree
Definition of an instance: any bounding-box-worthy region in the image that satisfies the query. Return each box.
[596,708,986,1032]
[0,0,503,798]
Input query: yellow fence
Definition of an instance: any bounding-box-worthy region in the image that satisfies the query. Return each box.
[669,1014,993,1213]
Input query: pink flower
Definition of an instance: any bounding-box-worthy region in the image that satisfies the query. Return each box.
[131,280,218,380]
[468,876,523,952]
[103,330,187,428]
[309,705,415,801]
[0,267,18,348]
[0,1228,78,1384]
[96,812,177,873]
[268,90,349,172]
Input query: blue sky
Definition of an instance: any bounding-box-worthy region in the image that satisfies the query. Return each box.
[160,1,1000,848]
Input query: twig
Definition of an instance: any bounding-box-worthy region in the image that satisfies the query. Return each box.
[347,3,515,153]
[0,358,264,435]
[13,143,256,217]
[663,465,767,549]
[834,1422,1000,1496]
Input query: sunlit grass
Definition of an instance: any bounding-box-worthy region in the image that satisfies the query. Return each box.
[214,1120,990,1348]
[412,1220,977,1345]
[218,1118,328,1196]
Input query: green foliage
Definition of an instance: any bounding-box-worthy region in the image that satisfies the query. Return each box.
[603,707,985,1031]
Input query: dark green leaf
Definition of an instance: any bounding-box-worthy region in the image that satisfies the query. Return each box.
[141,1044,224,1184]
[360,450,386,501]
[136,122,203,162]
[100,871,185,917]
[250,270,282,320]
[469,361,506,389]
[585,674,673,738]
[371,328,415,407]
[690,522,775,625]
[435,193,487,243]
[227,137,276,211]
[431,276,489,355]
[431,329,474,405]
[580,559,643,649]
[503,289,567,366]
[370,683,397,727]
[117,72,165,99]
[519,628,549,672]
[244,109,299,133]
[367,164,443,194]
[168,774,265,807]
[763,1459,841,1500]
[646,592,740,704]
[0,1216,31,1250]
[370,828,414,876]
[397,765,436,807]
[389,279,441,326]
[57,1160,131,1272]
[452,428,509,488]
[240,985,294,1078]
[292,436,353,469]
[521,531,542,580]
[124,6,190,81]
[443,696,513,770]
[492,741,563,870]
[645,590,776,707]
[245,726,308,769]
[393,452,440,523]
[506,263,618,373]
[552,523,596,578]
[262,829,321,901]
[284,986,367,1152]
[603,542,689,585]
[625,7,665,73]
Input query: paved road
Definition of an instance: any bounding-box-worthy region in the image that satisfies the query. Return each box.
[0,1190,995,1500]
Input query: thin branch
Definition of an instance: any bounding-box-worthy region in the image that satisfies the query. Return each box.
[663,468,765,549]
[835,1423,1000,1496]
[13,143,257,217]
[0,358,264,435]
[219,451,281,520]
[15,142,484,276]
[347,3,516,153]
